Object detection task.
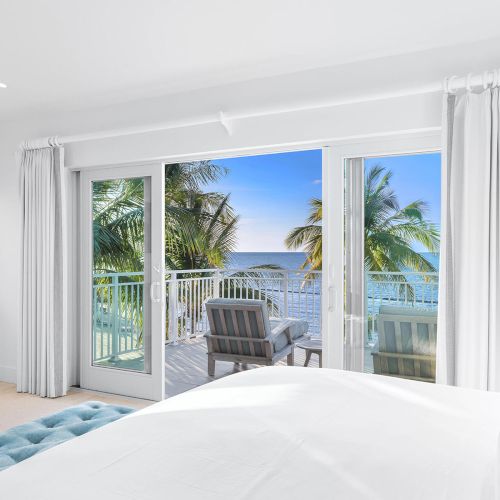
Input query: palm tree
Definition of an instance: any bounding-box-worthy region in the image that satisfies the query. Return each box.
[364,165,439,273]
[92,162,240,343]
[165,191,239,273]
[93,161,238,274]
[286,165,439,273]
[285,198,322,272]
[93,177,146,273]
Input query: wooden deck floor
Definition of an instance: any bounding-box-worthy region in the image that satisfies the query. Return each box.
[165,337,320,398]
[96,336,375,399]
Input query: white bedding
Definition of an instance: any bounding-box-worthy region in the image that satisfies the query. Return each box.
[2,367,500,499]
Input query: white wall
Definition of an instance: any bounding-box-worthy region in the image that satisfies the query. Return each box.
[1,39,498,383]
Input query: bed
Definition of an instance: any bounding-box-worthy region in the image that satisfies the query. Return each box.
[1,367,500,499]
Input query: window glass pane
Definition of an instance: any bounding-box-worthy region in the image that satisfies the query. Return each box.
[91,177,151,373]
[345,153,441,382]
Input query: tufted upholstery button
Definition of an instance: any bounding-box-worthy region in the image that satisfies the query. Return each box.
[0,401,134,471]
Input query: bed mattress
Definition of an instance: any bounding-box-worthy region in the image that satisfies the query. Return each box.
[1,367,500,499]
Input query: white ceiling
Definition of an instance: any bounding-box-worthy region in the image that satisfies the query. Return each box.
[1,0,500,118]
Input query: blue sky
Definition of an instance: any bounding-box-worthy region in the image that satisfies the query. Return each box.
[207,150,440,252]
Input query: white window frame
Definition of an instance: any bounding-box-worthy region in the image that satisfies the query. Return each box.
[322,131,441,370]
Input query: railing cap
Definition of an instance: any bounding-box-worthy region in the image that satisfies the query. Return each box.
[94,268,323,277]
[93,269,438,278]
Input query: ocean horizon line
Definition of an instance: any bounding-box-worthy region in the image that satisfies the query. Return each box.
[231,251,305,254]
[228,251,439,272]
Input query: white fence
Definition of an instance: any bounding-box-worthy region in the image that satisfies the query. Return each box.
[92,268,439,359]
[92,272,144,362]
[166,269,322,344]
[366,271,439,338]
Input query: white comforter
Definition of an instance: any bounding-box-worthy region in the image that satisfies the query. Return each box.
[2,367,500,499]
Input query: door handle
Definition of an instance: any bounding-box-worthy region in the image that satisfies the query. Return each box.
[150,281,162,303]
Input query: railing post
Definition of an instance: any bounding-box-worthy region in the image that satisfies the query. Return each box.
[111,274,119,359]
[213,269,221,298]
[168,271,178,346]
[282,271,289,317]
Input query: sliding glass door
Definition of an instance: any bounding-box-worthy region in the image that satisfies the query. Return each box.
[80,164,165,400]
[344,153,440,381]
[324,135,441,381]
[345,154,441,381]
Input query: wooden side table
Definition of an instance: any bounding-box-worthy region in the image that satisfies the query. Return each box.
[295,339,323,368]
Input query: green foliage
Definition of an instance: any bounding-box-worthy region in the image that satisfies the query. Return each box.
[92,161,239,273]
[286,165,440,274]
[93,177,145,273]
[285,197,322,272]
[364,165,439,273]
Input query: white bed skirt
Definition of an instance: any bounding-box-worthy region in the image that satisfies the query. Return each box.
[1,367,500,499]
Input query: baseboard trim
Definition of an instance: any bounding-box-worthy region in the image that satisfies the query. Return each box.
[0,365,16,384]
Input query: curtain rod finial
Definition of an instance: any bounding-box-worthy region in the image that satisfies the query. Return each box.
[443,76,458,95]
[19,136,63,151]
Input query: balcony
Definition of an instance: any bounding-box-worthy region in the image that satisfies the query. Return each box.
[364,271,438,377]
[92,268,438,395]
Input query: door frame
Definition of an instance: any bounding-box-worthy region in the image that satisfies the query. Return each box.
[80,163,165,401]
[322,131,441,370]
[72,129,441,394]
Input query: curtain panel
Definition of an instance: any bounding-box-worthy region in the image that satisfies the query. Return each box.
[437,86,500,390]
[18,141,68,398]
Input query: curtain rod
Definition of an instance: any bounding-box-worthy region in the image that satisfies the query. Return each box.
[444,70,500,94]
[54,83,444,146]
[25,69,499,148]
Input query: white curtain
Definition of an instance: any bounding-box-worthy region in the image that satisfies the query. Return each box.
[18,138,68,398]
[437,85,500,390]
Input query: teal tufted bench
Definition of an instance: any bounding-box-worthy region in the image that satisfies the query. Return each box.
[0,401,135,471]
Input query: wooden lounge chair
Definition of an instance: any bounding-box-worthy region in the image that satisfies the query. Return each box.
[372,305,437,382]
[204,298,309,376]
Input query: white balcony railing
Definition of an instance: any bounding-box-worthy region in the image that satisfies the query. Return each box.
[366,271,439,338]
[165,268,322,344]
[92,272,144,362]
[92,268,438,361]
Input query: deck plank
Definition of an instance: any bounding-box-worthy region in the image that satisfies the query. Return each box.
[165,337,320,398]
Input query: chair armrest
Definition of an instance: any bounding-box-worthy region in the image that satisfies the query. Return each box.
[270,319,296,344]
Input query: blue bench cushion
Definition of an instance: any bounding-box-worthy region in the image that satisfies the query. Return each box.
[0,401,134,471]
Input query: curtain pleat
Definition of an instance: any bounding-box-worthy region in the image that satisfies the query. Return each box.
[18,144,67,398]
[437,87,500,390]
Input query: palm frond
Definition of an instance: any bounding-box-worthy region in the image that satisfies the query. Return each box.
[286,163,440,276]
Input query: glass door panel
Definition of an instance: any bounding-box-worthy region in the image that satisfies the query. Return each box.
[80,164,165,401]
[344,153,441,382]
[92,177,151,373]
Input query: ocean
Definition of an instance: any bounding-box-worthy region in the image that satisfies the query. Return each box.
[228,252,309,270]
[228,251,439,271]
[227,252,439,337]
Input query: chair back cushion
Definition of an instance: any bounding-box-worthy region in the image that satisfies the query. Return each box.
[376,306,437,380]
[205,299,272,356]
[377,307,437,355]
